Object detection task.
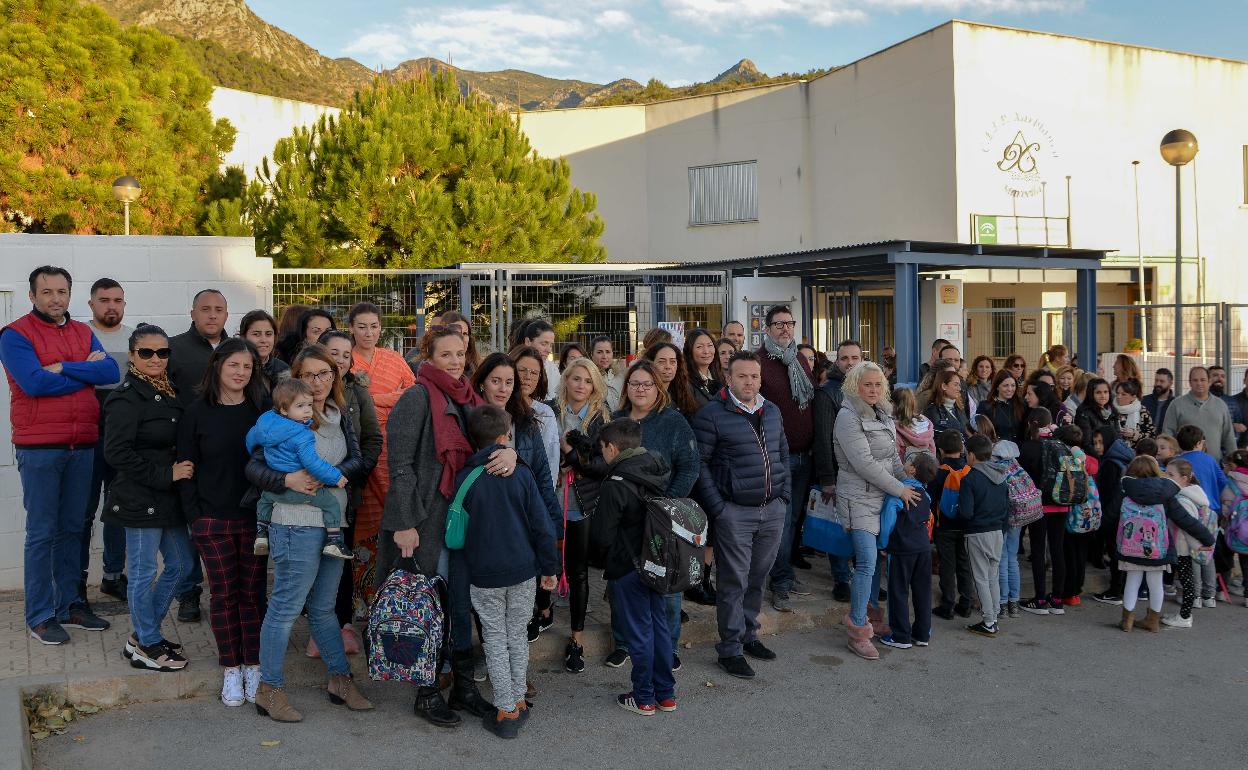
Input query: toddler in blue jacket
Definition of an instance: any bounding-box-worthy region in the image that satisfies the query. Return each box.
[245,379,350,559]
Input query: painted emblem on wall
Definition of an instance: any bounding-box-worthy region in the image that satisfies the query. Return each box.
[982,113,1060,198]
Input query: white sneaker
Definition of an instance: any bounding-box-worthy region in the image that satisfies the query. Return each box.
[1164,585,1177,597]
[242,665,261,704]
[221,666,245,707]
[1161,613,1192,628]
[1203,597,1216,609]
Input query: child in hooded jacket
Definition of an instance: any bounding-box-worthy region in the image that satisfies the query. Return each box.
[893,387,936,463]
[1161,458,1214,627]
[956,434,1011,637]
[1218,449,1248,609]
[930,430,973,619]
[1116,456,1215,633]
[878,454,939,650]
[981,418,1027,619]
[1092,426,1135,605]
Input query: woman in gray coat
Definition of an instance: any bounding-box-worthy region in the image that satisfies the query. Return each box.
[833,362,920,660]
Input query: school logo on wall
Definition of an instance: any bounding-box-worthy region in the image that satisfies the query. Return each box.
[982,114,1060,198]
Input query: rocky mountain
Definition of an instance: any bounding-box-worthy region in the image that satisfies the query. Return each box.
[87,0,781,110]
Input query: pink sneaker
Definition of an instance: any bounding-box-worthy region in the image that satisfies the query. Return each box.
[341,624,362,655]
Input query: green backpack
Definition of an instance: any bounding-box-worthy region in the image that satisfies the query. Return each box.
[444,466,486,550]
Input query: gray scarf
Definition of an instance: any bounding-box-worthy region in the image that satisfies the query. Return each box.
[762,335,814,409]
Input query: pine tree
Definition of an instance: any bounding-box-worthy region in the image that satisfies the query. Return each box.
[252,72,606,268]
[0,0,234,234]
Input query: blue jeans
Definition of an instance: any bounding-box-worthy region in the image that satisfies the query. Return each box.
[17,447,93,628]
[769,451,811,595]
[448,548,474,652]
[998,525,1022,603]
[611,570,675,705]
[175,527,204,601]
[611,589,682,654]
[82,438,126,583]
[850,528,882,626]
[125,526,192,647]
[260,524,348,687]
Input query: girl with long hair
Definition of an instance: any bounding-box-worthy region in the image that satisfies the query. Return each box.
[644,341,700,417]
[683,328,721,411]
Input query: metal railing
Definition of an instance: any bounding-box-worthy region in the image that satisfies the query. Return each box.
[273,267,732,357]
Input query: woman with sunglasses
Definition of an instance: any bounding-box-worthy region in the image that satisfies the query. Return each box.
[177,338,268,708]
[104,325,193,674]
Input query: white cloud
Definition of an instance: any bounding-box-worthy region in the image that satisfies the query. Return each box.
[343,30,413,66]
[662,0,1083,29]
[598,9,634,29]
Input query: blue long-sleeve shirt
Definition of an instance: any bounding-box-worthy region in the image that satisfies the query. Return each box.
[0,325,119,396]
[1179,450,1228,514]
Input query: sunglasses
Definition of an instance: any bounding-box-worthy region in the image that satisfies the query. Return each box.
[135,348,171,360]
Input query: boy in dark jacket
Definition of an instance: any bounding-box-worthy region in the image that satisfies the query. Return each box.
[456,406,558,738]
[880,454,939,650]
[958,435,1010,637]
[931,430,973,619]
[590,417,676,717]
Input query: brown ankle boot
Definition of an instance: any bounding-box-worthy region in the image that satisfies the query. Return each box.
[256,682,303,722]
[1140,608,1161,633]
[866,606,891,638]
[327,673,374,711]
[1119,608,1135,632]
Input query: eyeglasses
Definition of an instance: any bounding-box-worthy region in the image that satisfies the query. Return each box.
[769,320,796,329]
[627,381,656,391]
[299,370,335,384]
[516,367,540,379]
[134,348,171,360]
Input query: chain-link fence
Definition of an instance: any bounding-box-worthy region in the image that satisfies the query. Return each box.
[273,267,731,357]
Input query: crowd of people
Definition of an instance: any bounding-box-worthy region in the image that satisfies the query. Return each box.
[3,266,1245,739]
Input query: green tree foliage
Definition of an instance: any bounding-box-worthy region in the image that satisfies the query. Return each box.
[595,68,832,107]
[252,72,606,268]
[0,0,234,234]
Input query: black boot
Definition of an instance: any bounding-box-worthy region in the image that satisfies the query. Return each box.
[448,650,493,718]
[683,570,716,607]
[414,685,461,728]
[701,570,717,603]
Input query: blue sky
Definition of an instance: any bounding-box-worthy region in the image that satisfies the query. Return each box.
[250,0,1246,86]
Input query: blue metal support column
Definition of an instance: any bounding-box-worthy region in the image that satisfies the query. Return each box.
[414,278,427,339]
[800,279,814,344]
[849,284,861,344]
[459,274,472,320]
[1076,268,1098,371]
[894,261,921,387]
[649,278,667,326]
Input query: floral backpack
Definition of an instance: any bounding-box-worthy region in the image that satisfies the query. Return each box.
[1189,498,1219,565]
[1065,447,1102,534]
[367,562,446,685]
[1004,459,1043,529]
[1117,497,1171,561]
[1225,493,1248,555]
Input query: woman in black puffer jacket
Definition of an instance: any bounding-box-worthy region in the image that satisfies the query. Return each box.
[103,325,194,673]
[983,370,1025,442]
[1075,378,1120,450]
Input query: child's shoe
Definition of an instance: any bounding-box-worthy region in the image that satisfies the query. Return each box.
[1064,595,1081,607]
[1161,613,1192,628]
[482,707,521,738]
[1007,601,1021,618]
[1020,597,1050,615]
[1203,597,1216,609]
[1140,608,1162,632]
[879,635,912,650]
[253,536,269,556]
[966,621,998,638]
[616,693,655,716]
[657,697,677,713]
[322,538,354,560]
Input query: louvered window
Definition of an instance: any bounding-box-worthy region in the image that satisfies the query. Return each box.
[688,161,758,226]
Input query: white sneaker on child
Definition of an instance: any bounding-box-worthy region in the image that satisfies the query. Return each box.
[322,542,354,560]
[1161,613,1192,628]
[1203,597,1216,608]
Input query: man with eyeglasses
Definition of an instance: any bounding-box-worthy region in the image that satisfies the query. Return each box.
[753,305,814,612]
[81,278,133,605]
[1,266,120,644]
[168,288,230,623]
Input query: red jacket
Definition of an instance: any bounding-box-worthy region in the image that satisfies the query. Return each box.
[3,312,100,446]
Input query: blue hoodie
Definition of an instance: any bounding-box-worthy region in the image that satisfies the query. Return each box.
[245,410,344,486]
[454,444,559,589]
[1178,450,1227,514]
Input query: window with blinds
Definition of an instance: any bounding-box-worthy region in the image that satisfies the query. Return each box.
[688,161,758,226]
[989,298,1016,358]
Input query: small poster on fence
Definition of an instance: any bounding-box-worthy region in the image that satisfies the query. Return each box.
[658,321,685,348]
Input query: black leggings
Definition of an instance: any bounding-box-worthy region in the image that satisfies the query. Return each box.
[536,517,591,633]
[1061,531,1089,599]
[1029,514,1066,600]
[1176,556,1196,619]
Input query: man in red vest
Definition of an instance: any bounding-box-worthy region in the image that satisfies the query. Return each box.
[1,266,120,645]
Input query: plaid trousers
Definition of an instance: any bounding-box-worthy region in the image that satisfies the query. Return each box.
[192,517,267,668]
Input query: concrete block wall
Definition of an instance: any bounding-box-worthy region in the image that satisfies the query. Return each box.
[0,235,272,590]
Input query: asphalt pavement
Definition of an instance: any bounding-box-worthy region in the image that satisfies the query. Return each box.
[35,597,1248,770]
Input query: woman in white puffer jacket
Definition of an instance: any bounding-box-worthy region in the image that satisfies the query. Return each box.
[833,362,920,660]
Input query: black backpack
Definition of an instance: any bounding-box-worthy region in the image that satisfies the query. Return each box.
[1039,438,1089,506]
[625,483,709,594]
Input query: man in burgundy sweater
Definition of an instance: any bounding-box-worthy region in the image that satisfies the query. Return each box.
[755,305,815,612]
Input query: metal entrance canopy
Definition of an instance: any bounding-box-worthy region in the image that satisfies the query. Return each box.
[695,240,1113,385]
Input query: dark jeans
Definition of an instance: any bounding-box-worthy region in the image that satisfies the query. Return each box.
[888,550,932,644]
[611,570,675,706]
[769,451,810,596]
[176,526,204,602]
[935,526,973,608]
[81,437,125,589]
[1028,513,1066,600]
[17,447,93,629]
[448,548,475,652]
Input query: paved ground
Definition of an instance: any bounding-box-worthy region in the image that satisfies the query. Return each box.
[34,594,1248,770]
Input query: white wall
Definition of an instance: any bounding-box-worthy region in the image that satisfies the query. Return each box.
[210,87,339,179]
[0,235,271,589]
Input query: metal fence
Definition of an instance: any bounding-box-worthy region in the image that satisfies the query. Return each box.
[272,267,731,357]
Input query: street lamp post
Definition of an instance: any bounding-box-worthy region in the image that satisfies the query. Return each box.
[1160,130,1198,390]
[111,176,141,235]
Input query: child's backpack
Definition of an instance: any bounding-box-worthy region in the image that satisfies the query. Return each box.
[1040,438,1089,506]
[367,562,446,686]
[938,464,973,519]
[1189,499,1219,565]
[1117,498,1171,561]
[624,481,709,594]
[1225,492,1248,555]
[1065,447,1102,533]
[1004,459,1044,529]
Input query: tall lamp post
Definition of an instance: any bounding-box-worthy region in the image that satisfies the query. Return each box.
[111,176,141,235]
[1159,130,1198,389]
